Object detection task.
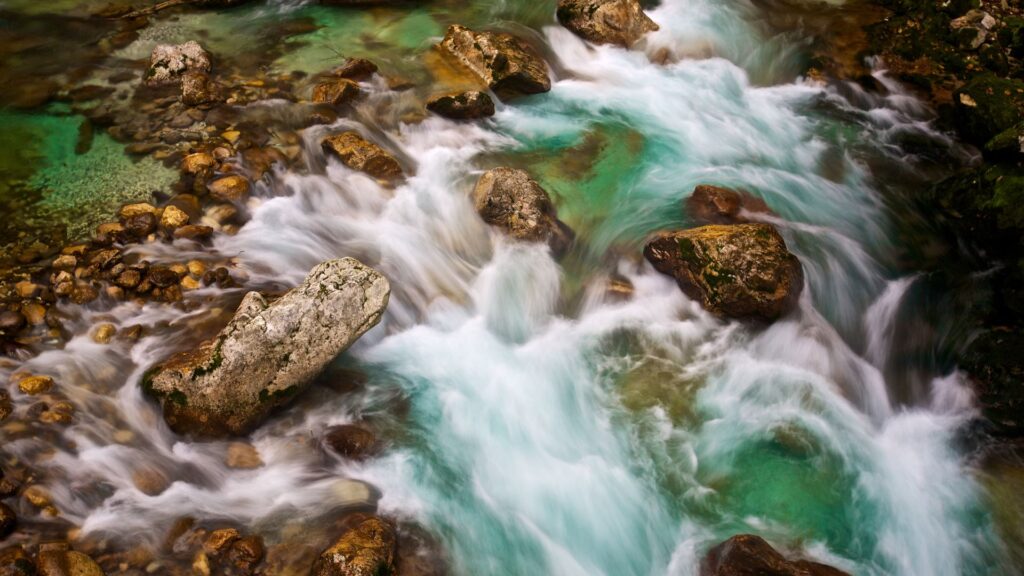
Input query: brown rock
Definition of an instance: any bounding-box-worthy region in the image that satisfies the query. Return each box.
[70,283,99,304]
[115,269,143,289]
[323,425,377,459]
[313,517,396,576]
[644,223,804,321]
[686,184,772,225]
[132,467,169,496]
[92,323,117,344]
[14,280,39,298]
[312,78,361,107]
[437,25,550,99]
[332,58,378,81]
[174,225,215,242]
[123,212,158,238]
[0,502,14,539]
[472,167,574,256]
[181,71,220,106]
[52,254,77,270]
[182,152,216,175]
[426,91,495,120]
[148,267,181,288]
[160,205,190,230]
[18,375,54,395]
[225,442,263,469]
[556,0,658,47]
[227,535,265,573]
[701,534,850,576]
[205,528,240,555]
[321,132,403,181]
[208,175,251,203]
[0,310,26,334]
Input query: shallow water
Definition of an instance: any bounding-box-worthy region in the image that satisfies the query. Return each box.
[0,0,1019,574]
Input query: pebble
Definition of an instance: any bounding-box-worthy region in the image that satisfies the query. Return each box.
[17,375,54,395]
[92,323,117,344]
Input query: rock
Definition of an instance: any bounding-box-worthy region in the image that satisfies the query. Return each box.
[147,41,212,87]
[0,503,14,539]
[37,545,104,576]
[119,202,158,219]
[312,78,361,106]
[556,0,658,47]
[174,225,215,242]
[52,254,77,270]
[644,223,804,321]
[332,58,378,81]
[182,152,216,175]
[143,258,390,436]
[953,74,1024,147]
[123,212,158,238]
[227,535,265,573]
[701,534,850,576]
[92,323,117,344]
[426,91,495,120]
[472,167,574,256]
[0,311,26,334]
[323,425,377,459]
[313,517,396,576]
[950,9,996,50]
[0,545,31,574]
[115,269,143,290]
[207,175,251,203]
[205,528,241,554]
[132,467,169,496]
[321,132,403,182]
[225,442,263,469]
[686,184,772,225]
[0,390,11,421]
[17,375,54,395]
[160,205,190,230]
[962,328,1024,437]
[181,71,221,106]
[437,25,551,99]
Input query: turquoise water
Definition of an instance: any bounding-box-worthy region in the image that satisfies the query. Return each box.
[0,0,1018,574]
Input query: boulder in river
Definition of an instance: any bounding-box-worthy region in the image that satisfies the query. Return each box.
[701,534,851,576]
[313,516,396,576]
[472,167,574,256]
[644,223,803,321]
[426,90,495,119]
[321,132,404,182]
[323,424,377,460]
[313,78,361,107]
[556,0,659,47]
[437,25,551,99]
[147,41,211,87]
[143,258,390,436]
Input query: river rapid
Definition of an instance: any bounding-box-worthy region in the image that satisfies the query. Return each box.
[0,0,1019,574]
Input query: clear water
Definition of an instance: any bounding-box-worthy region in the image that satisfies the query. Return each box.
[0,0,1018,574]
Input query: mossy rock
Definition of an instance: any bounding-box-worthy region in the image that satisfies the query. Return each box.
[954,74,1024,146]
[962,328,1024,438]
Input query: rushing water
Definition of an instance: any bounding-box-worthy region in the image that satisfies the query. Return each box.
[0,0,1019,574]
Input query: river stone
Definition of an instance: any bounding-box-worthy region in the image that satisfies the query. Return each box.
[313,78,361,106]
[321,132,403,182]
[147,41,211,87]
[701,534,850,576]
[437,25,551,99]
[181,70,220,106]
[143,258,390,436]
[472,167,574,256]
[556,0,659,47]
[323,425,377,459]
[644,223,803,321]
[426,91,495,120]
[208,175,251,203]
[686,184,772,225]
[313,516,396,576]
[0,503,14,539]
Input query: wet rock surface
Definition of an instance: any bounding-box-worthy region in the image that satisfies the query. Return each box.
[437,25,551,99]
[556,0,659,47]
[686,184,773,225]
[644,223,804,321]
[472,167,574,256]
[313,516,396,576]
[701,534,851,576]
[144,258,390,436]
[321,132,404,182]
[426,91,495,119]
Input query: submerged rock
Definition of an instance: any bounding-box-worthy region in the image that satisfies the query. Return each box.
[644,223,803,321]
[556,0,659,47]
[437,25,551,99]
[686,184,772,225]
[181,70,221,106]
[472,167,574,256]
[426,91,495,119]
[321,132,403,182]
[701,534,850,576]
[323,425,377,460]
[144,258,390,436]
[147,41,211,87]
[313,516,396,576]
[0,502,14,539]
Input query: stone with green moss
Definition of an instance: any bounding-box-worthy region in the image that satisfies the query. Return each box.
[143,258,390,436]
[643,224,804,322]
